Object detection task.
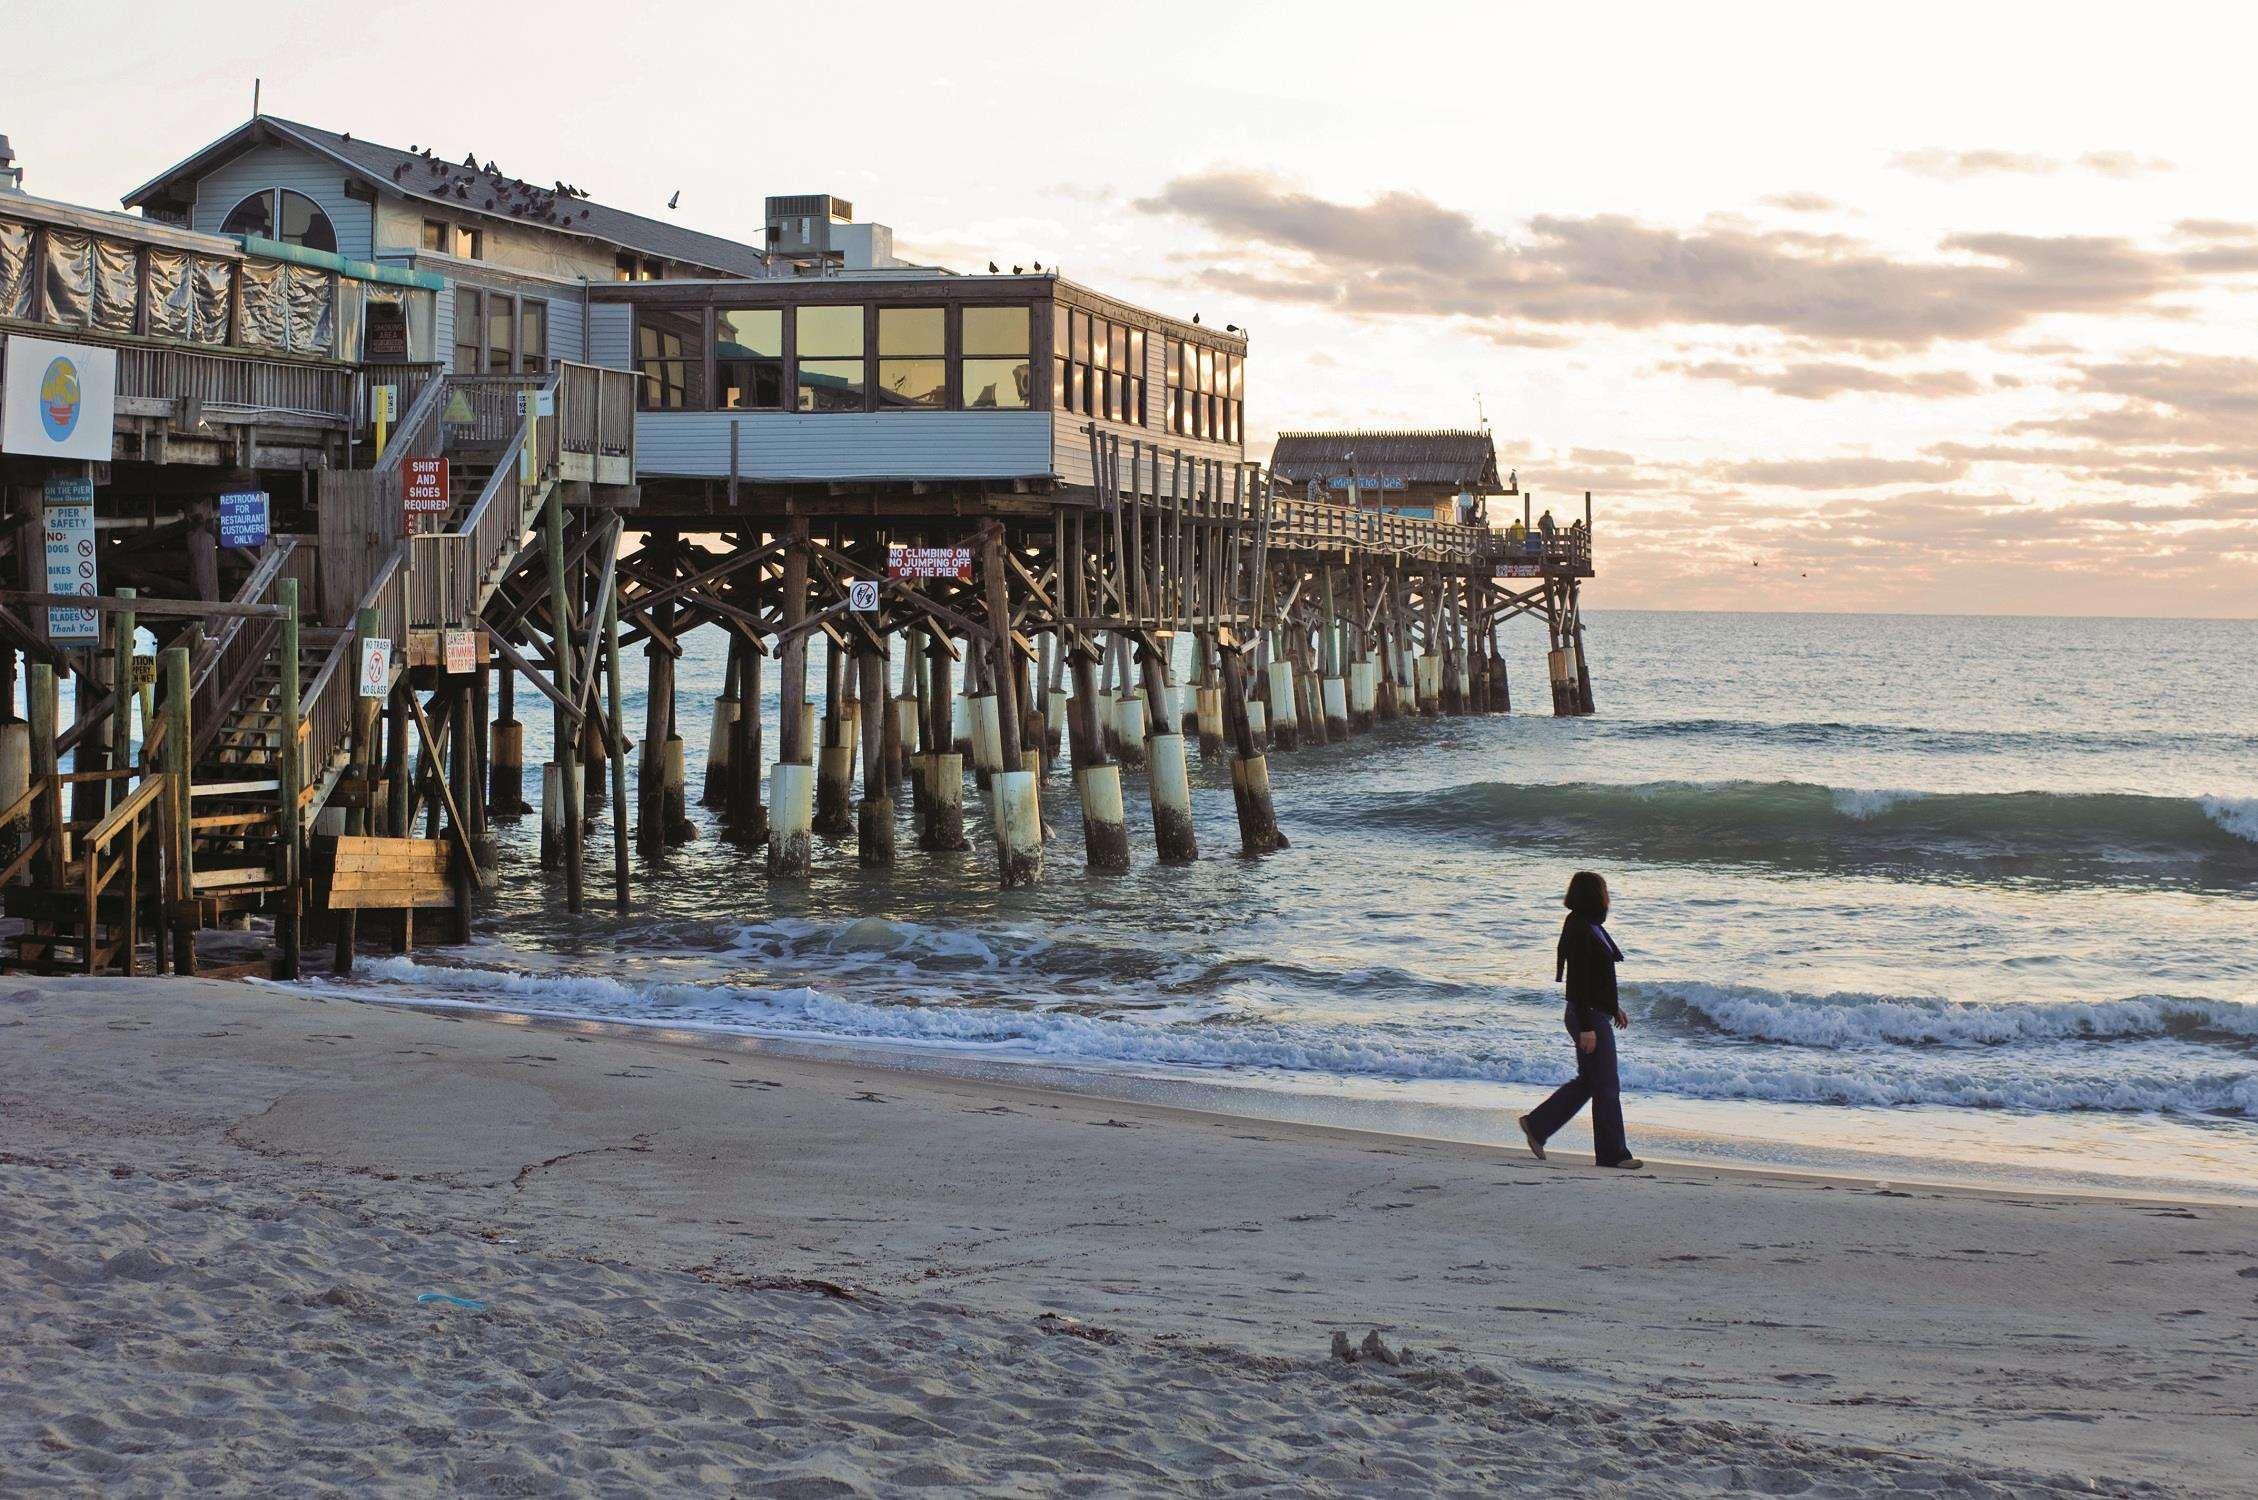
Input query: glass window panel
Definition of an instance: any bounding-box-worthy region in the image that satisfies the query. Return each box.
[1051,308,1068,358]
[1052,359,1065,408]
[1089,319,1108,372]
[797,303,864,357]
[1129,378,1144,424]
[1197,345,1214,394]
[719,359,783,410]
[1071,310,1089,363]
[634,307,702,408]
[1165,389,1178,433]
[639,362,694,409]
[220,192,273,239]
[1129,327,1145,372]
[276,191,337,253]
[455,226,482,259]
[876,357,946,409]
[797,358,866,411]
[520,301,546,372]
[964,357,1030,410]
[487,292,514,372]
[878,306,944,356]
[1232,353,1245,398]
[717,308,782,357]
[964,304,1030,356]
[1066,363,1084,414]
[422,220,446,251]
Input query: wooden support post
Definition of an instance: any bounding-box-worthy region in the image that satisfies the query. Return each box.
[770,518,814,876]
[543,485,584,909]
[1217,644,1285,856]
[704,639,738,808]
[334,606,379,975]
[980,521,1040,888]
[489,659,529,816]
[274,578,303,980]
[27,663,62,896]
[856,645,894,866]
[1137,638,1196,865]
[816,637,855,836]
[1319,567,1350,740]
[638,610,669,858]
[157,648,197,974]
[446,682,475,945]
[919,629,966,851]
[728,629,765,843]
[604,583,631,909]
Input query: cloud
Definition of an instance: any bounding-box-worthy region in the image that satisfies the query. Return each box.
[1758,192,1846,214]
[1667,359,1984,400]
[1889,149,2174,180]
[1136,172,2194,346]
[1718,457,1969,489]
[2172,219,2258,241]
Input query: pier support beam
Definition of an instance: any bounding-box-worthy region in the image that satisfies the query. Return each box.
[980,522,1041,888]
[815,644,856,836]
[769,519,814,877]
[1067,644,1128,873]
[1264,654,1300,751]
[488,665,530,817]
[1138,640,1197,865]
[919,632,968,852]
[1219,643,1286,856]
[856,645,894,867]
[727,635,766,844]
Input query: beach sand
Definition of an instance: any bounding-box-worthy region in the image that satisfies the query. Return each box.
[5,978,2253,1496]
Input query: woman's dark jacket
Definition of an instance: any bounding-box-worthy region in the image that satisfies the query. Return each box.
[1556,913,1621,1034]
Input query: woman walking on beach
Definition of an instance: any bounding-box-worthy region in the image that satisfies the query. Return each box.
[1519,871,1642,1169]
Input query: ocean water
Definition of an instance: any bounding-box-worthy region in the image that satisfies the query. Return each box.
[324,611,2258,1201]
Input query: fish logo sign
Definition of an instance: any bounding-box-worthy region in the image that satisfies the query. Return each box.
[38,356,81,442]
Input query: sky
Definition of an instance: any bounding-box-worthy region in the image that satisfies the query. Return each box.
[10,0,2257,615]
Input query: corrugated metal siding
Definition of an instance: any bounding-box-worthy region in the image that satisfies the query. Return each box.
[588,304,633,371]
[433,276,456,372]
[634,411,1053,480]
[545,294,584,369]
[191,143,374,260]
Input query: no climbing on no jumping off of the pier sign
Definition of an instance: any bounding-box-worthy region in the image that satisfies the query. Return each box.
[887,546,973,582]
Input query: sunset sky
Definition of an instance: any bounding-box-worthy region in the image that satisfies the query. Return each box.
[14,0,2256,615]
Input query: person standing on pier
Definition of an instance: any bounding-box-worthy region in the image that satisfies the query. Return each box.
[1519,871,1642,1169]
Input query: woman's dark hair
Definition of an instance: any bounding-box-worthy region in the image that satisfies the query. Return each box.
[1564,870,1609,918]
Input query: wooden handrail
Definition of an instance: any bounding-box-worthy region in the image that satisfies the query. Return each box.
[84,773,166,851]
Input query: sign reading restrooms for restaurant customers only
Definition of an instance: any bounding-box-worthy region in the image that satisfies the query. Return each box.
[887,546,974,582]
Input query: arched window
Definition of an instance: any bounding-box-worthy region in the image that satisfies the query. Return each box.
[219,189,337,253]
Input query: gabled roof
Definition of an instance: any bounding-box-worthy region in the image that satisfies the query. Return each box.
[122,116,769,278]
[1269,429,1504,492]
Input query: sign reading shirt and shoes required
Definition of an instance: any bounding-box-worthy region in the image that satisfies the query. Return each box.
[42,476,99,640]
[3,336,118,461]
[219,491,271,550]
[403,458,450,532]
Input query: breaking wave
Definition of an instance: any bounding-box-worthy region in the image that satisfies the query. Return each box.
[1333,780,2258,887]
[331,958,2258,1120]
[1636,981,2258,1049]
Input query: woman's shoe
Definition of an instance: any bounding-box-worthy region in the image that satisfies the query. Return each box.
[1517,1116,1545,1160]
[1599,1157,1645,1170]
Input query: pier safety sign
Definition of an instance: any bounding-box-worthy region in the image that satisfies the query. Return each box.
[42,476,99,640]
[887,546,974,582]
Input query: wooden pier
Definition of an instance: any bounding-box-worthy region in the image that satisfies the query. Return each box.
[0,132,1599,978]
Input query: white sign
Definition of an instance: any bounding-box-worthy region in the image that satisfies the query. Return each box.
[442,628,476,675]
[517,389,556,418]
[887,546,974,582]
[848,580,880,613]
[358,637,393,697]
[42,478,98,640]
[3,336,117,461]
[372,385,398,422]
